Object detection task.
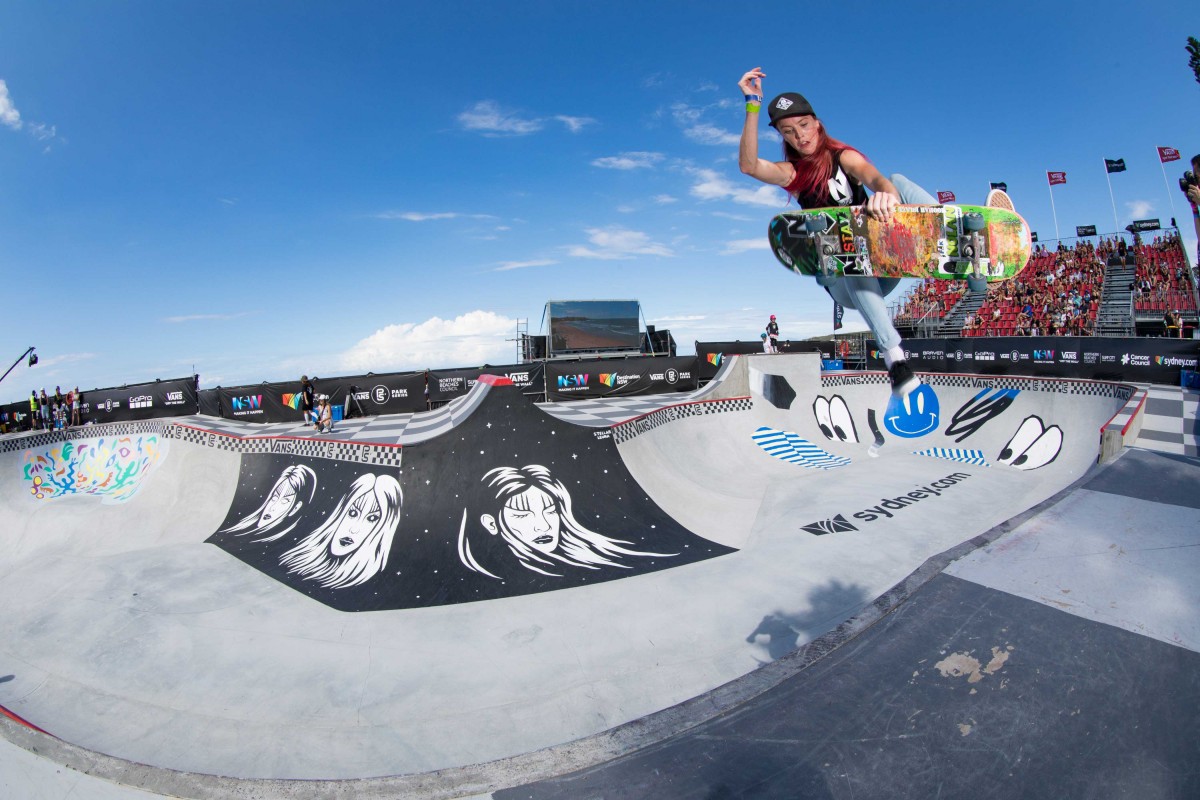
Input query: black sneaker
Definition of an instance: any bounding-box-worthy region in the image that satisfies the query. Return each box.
[888,360,921,399]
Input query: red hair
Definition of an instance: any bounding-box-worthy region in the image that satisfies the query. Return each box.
[782,120,866,202]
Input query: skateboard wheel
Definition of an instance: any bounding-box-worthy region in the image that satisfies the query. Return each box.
[804,216,824,233]
[963,213,985,232]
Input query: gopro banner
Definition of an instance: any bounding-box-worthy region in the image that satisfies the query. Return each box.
[1130,219,1161,232]
[866,337,1199,383]
[427,363,546,404]
[1076,225,1098,237]
[545,356,697,401]
[79,376,199,423]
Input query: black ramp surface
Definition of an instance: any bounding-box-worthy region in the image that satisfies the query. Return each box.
[499,573,1200,800]
[207,383,734,611]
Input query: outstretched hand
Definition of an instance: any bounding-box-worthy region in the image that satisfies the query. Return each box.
[739,67,765,97]
[864,191,900,222]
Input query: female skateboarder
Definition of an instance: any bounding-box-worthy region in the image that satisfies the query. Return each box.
[736,66,925,397]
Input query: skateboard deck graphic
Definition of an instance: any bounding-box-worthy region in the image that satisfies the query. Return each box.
[768,204,1032,282]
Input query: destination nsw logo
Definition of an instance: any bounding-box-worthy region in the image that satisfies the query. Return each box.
[801,472,973,534]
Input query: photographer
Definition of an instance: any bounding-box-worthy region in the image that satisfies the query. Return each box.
[1186,154,1200,269]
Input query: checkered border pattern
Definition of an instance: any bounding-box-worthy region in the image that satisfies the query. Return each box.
[1,420,404,467]
[165,423,404,466]
[612,397,753,444]
[0,420,173,455]
[820,371,1134,401]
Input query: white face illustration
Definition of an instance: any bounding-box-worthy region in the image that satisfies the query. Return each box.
[260,482,299,526]
[329,494,382,557]
[500,488,562,554]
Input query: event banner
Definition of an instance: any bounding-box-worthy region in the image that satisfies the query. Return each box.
[1076,225,1098,237]
[544,356,697,401]
[865,337,1199,383]
[427,363,546,404]
[198,388,221,417]
[78,376,200,423]
[218,371,426,423]
[1131,219,1161,232]
[694,340,829,381]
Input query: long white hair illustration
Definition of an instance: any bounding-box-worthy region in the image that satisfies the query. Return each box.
[221,464,317,542]
[280,473,402,589]
[458,464,675,579]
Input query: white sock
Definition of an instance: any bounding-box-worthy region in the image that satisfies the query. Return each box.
[883,346,905,368]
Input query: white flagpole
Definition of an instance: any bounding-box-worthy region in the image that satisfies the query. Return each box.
[1048,182,1060,240]
[1159,150,1179,226]
[1104,160,1119,233]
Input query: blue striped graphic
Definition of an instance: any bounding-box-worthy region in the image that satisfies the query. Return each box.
[752,427,851,470]
[913,448,990,466]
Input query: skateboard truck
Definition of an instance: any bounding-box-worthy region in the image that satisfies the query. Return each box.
[803,214,840,281]
[961,213,989,293]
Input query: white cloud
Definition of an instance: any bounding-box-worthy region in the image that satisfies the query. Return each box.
[458,100,542,136]
[494,259,558,272]
[654,194,678,204]
[163,311,253,323]
[340,310,517,372]
[567,226,674,260]
[375,211,496,222]
[689,167,787,208]
[0,80,22,130]
[592,151,664,170]
[721,238,770,255]
[671,102,739,146]
[555,115,595,133]
[1125,199,1155,219]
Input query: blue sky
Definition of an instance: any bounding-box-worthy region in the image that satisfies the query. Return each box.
[2,1,1198,400]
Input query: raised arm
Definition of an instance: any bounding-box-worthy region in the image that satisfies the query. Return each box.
[737,67,794,187]
[840,150,900,222]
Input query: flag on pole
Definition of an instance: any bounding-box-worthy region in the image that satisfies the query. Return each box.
[1104,158,1127,173]
[990,182,1008,192]
[833,300,844,331]
[936,190,955,203]
[1047,171,1067,186]
[1158,146,1181,163]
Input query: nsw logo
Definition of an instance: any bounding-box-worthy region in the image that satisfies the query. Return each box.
[1033,349,1055,361]
[557,374,589,389]
[232,395,262,411]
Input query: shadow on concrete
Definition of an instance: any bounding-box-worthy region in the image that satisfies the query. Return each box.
[745,579,871,662]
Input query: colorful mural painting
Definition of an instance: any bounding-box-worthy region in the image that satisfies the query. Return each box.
[23,435,168,503]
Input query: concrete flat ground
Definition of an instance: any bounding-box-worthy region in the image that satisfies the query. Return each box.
[0,354,1195,799]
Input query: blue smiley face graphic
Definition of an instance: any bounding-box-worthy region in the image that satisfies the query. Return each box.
[883,384,940,438]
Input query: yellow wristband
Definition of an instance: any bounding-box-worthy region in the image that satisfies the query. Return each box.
[746,102,761,113]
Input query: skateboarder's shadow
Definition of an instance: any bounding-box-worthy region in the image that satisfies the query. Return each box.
[745,579,870,662]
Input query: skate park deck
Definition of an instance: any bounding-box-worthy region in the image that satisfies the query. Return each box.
[1,353,1196,799]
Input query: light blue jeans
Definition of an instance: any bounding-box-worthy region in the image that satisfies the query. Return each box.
[820,173,935,350]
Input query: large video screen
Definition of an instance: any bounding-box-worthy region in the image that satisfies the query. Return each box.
[547,300,641,353]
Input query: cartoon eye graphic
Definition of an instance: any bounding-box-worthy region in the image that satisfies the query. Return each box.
[998,416,1063,470]
[814,395,858,443]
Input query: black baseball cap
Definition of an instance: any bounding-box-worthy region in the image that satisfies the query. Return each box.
[767,92,816,127]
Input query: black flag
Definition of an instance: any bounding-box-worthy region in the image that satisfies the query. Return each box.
[1104,158,1127,173]
[833,300,844,331]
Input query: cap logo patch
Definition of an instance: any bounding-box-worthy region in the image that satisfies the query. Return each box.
[776,98,793,110]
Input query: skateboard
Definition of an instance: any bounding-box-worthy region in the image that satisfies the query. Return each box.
[768,204,1032,285]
